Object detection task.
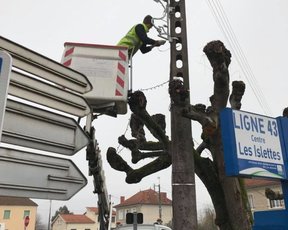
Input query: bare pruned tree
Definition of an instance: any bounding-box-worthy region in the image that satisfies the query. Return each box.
[106,40,286,229]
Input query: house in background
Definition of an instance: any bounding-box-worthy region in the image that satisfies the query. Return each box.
[114,188,172,226]
[245,179,284,212]
[0,196,38,230]
[52,214,95,230]
[84,207,117,229]
[51,207,116,230]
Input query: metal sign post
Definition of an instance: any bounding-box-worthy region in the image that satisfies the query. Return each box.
[0,51,12,142]
[133,212,138,230]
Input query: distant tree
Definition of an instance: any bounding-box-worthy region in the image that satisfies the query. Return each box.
[165,220,173,228]
[51,205,73,222]
[198,206,218,230]
[36,214,47,230]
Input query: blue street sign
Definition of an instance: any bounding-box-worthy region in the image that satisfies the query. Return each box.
[0,51,12,142]
[278,117,288,157]
[220,108,287,180]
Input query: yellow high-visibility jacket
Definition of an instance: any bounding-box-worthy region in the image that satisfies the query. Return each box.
[117,23,153,57]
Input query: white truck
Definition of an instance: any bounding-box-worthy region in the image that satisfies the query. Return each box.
[114,224,172,230]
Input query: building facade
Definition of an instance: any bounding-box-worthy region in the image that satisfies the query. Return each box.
[52,214,95,230]
[114,189,172,226]
[51,207,116,230]
[245,179,285,212]
[0,196,38,230]
[84,207,116,229]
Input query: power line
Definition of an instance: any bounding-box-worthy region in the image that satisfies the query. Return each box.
[205,0,272,115]
[214,0,272,115]
[137,80,170,92]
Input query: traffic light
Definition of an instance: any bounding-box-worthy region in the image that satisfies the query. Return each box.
[126,213,133,224]
[126,212,143,224]
[137,213,143,224]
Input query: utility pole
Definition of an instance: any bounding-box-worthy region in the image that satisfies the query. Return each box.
[157,177,162,222]
[169,0,198,229]
[48,200,52,230]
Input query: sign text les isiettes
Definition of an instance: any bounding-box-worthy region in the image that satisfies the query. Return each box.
[233,112,281,161]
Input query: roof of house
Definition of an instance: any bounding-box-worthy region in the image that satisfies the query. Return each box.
[86,207,116,215]
[86,207,99,213]
[0,196,38,206]
[60,214,95,224]
[114,189,172,208]
[245,179,281,189]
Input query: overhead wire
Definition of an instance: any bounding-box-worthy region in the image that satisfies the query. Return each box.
[214,0,272,115]
[205,0,272,115]
[207,0,269,114]
[137,80,170,92]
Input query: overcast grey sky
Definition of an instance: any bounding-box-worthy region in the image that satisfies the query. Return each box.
[1,0,287,225]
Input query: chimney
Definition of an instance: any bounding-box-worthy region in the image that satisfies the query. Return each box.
[120,196,125,204]
[163,192,167,198]
[160,192,167,201]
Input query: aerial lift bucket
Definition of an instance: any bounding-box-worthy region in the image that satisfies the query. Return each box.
[61,43,129,115]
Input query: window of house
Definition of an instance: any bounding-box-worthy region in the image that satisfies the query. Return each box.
[111,216,116,223]
[248,194,255,209]
[23,210,30,218]
[119,210,124,220]
[3,210,11,219]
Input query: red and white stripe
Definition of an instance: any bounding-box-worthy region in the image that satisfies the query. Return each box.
[62,46,127,97]
[115,50,127,96]
[62,47,74,67]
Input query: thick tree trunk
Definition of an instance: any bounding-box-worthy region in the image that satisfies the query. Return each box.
[202,40,252,229]
[211,132,252,230]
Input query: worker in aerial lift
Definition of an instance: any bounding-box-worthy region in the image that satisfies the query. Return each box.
[117,15,166,58]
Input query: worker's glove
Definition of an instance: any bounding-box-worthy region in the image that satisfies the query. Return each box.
[154,40,166,47]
